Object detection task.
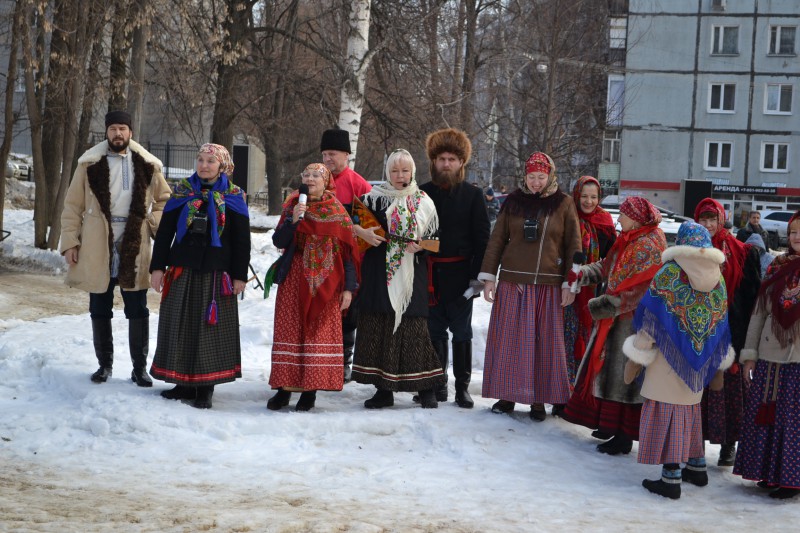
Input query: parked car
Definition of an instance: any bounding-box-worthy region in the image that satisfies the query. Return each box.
[758,210,796,248]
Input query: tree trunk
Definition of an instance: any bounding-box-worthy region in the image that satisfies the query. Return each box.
[127,0,150,135]
[337,0,371,166]
[108,0,133,112]
[449,0,466,126]
[459,0,479,133]
[210,0,251,150]
[0,1,24,234]
[20,2,48,248]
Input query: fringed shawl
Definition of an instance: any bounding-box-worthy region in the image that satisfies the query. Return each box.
[756,252,800,349]
[278,190,359,327]
[634,261,730,393]
[165,173,248,247]
[362,182,439,332]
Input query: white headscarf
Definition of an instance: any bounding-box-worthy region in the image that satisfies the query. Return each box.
[362,150,438,332]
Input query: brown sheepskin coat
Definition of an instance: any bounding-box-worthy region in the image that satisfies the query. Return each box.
[59,139,171,293]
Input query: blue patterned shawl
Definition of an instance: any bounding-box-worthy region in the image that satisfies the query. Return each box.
[633,260,730,392]
[165,173,248,247]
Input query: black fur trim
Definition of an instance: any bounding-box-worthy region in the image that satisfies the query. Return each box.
[499,188,567,219]
[118,151,154,288]
[86,158,114,274]
[85,152,155,289]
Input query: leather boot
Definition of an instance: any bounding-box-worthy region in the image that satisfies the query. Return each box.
[432,338,449,402]
[342,327,356,383]
[128,318,152,387]
[295,390,317,411]
[161,385,196,400]
[452,340,474,408]
[267,388,292,410]
[193,385,214,409]
[90,319,114,383]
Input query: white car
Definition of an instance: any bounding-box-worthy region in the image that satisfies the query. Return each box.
[758,210,796,247]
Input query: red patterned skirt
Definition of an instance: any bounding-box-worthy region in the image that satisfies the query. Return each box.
[482,282,570,405]
[269,257,344,392]
[638,399,704,465]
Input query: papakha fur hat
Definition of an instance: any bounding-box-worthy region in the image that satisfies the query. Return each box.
[425,128,472,164]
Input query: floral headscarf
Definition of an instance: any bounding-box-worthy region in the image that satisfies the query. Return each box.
[523,152,559,198]
[620,196,662,227]
[303,163,335,192]
[198,143,234,177]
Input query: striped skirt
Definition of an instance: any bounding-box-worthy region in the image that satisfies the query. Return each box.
[150,269,242,386]
[269,259,344,392]
[638,399,704,465]
[482,282,571,405]
[352,312,445,392]
[733,361,800,488]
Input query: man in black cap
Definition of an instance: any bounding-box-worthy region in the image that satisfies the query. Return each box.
[60,110,171,386]
[320,127,372,382]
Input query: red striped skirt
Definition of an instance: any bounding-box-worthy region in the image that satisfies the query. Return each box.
[638,399,703,465]
[269,257,344,392]
[482,282,570,405]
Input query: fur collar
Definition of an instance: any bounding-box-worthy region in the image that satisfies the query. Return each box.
[78,139,162,169]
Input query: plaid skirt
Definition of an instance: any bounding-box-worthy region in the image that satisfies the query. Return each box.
[701,364,749,444]
[352,312,445,392]
[150,269,242,386]
[638,399,704,465]
[733,361,800,488]
[482,282,571,405]
[269,258,344,392]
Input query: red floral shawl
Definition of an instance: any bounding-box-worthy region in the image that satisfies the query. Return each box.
[571,176,616,361]
[279,190,360,327]
[579,223,667,405]
[757,251,800,349]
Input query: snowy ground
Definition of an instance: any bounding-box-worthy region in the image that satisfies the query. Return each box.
[0,207,796,532]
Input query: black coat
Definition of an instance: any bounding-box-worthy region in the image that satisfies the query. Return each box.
[150,205,251,282]
[730,246,762,356]
[420,180,490,304]
[356,202,430,318]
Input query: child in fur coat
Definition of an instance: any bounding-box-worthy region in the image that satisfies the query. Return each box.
[623,222,734,499]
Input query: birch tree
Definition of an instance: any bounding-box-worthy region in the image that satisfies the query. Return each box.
[337,0,372,165]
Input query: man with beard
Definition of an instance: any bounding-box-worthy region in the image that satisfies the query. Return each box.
[60,111,171,386]
[419,128,490,408]
[320,128,372,383]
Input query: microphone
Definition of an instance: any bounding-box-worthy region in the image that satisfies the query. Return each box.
[402,182,409,188]
[570,251,586,293]
[297,184,309,220]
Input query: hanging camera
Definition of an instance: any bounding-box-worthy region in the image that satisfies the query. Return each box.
[191,211,208,235]
[523,218,539,242]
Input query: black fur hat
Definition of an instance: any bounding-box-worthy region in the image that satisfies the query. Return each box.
[320,128,351,153]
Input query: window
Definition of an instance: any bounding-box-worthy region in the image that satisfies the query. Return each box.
[765,84,793,114]
[606,75,624,127]
[761,142,789,172]
[769,26,796,55]
[602,131,621,163]
[705,141,733,170]
[709,83,736,112]
[610,17,627,49]
[712,26,739,54]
